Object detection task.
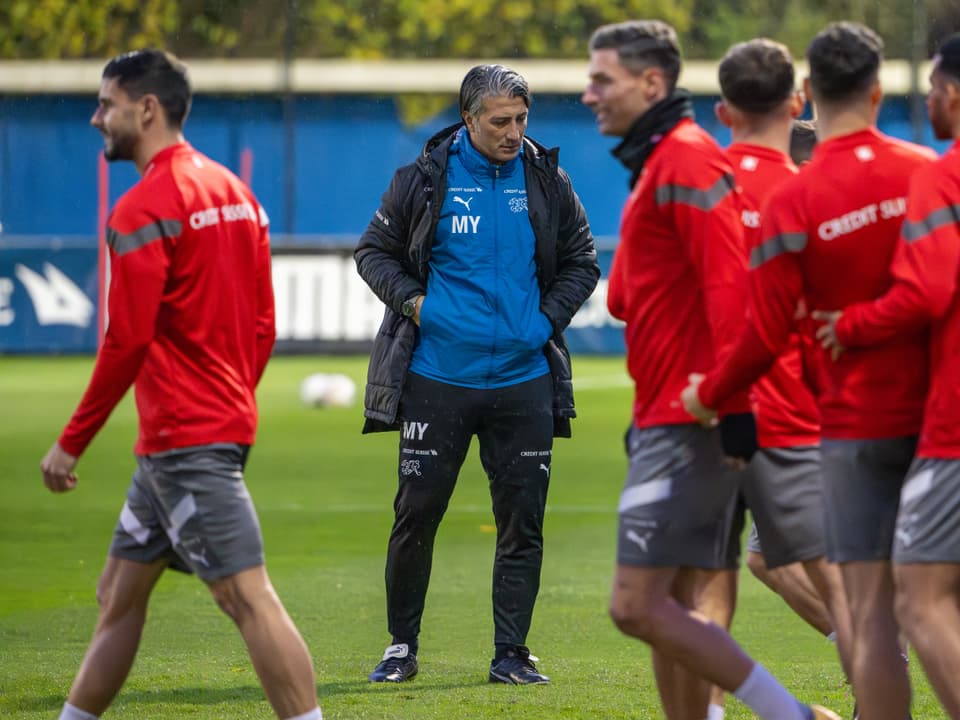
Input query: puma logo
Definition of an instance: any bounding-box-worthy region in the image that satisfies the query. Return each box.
[453,196,473,212]
[539,463,550,477]
[625,529,652,553]
[187,549,210,567]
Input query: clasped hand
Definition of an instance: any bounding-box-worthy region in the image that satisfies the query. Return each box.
[40,442,79,493]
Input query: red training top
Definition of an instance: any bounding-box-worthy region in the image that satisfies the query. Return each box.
[837,139,960,457]
[727,143,820,448]
[609,118,750,429]
[60,142,276,457]
[699,128,935,439]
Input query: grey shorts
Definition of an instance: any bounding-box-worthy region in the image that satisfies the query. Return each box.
[743,446,826,569]
[894,457,960,564]
[821,436,916,563]
[109,444,265,582]
[617,424,743,569]
[746,521,762,555]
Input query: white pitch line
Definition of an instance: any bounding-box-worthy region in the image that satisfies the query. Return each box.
[572,374,632,390]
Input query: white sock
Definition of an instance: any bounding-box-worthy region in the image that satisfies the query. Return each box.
[733,663,807,720]
[284,708,322,720]
[826,630,837,643]
[59,703,99,720]
[707,702,726,720]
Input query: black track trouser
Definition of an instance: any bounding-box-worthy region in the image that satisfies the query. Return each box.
[384,371,554,653]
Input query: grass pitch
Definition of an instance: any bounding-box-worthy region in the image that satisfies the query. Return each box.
[0,356,940,718]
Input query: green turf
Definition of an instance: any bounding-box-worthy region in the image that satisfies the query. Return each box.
[0,356,941,718]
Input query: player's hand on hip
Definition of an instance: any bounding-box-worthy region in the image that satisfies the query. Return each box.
[40,442,79,493]
[812,310,845,361]
[681,373,717,427]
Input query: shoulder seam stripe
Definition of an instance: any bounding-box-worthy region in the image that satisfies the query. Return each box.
[901,204,960,243]
[654,173,736,211]
[107,219,183,256]
[750,231,808,268]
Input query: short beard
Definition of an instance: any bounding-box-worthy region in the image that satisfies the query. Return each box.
[103,130,137,162]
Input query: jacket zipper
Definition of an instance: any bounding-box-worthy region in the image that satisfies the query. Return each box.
[488,166,500,385]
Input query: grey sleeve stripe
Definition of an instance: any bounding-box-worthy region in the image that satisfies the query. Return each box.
[901,204,960,243]
[107,219,183,256]
[750,231,808,268]
[655,174,736,211]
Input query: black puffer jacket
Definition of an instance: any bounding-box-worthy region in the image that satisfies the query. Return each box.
[355,123,600,437]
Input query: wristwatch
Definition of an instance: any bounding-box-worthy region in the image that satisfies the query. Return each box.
[400,296,419,318]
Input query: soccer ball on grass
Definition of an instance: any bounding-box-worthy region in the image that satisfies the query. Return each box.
[299,373,357,408]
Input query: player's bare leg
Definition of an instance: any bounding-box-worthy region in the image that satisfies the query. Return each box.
[707,682,726,719]
[611,565,749,702]
[64,557,167,716]
[638,568,713,720]
[802,557,854,681]
[609,565,830,720]
[747,552,833,635]
[652,647,698,719]
[696,569,738,719]
[895,563,960,718]
[652,568,728,719]
[840,560,910,720]
[209,565,319,719]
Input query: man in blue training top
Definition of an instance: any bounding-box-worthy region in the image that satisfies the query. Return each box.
[355,64,599,685]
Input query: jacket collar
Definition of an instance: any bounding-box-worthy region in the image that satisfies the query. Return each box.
[612,90,695,188]
[451,126,522,179]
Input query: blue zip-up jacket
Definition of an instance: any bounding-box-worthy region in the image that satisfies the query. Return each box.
[355,122,600,437]
[410,127,552,387]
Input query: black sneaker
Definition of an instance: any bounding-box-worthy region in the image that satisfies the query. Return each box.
[489,646,550,685]
[368,643,418,682]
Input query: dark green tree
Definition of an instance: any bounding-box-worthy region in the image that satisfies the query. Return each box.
[1,0,957,61]
[297,0,693,59]
[0,0,177,58]
[0,0,246,59]
[687,0,927,59]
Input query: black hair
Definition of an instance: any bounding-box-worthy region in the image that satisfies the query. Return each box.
[936,33,960,85]
[458,64,530,117]
[806,22,883,102]
[719,38,795,114]
[102,49,192,129]
[589,20,682,93]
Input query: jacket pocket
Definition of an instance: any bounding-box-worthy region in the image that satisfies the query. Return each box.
[532,311,554,349]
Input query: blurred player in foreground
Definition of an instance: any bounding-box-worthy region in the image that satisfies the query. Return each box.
[40,49,322,720]
[684,22,936,720]
[703,42,851,720]
[744,119,836,643]
[816,33,960,719]
[583,19,839,720]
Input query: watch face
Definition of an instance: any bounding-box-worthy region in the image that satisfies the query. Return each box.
[402,300,415,317]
